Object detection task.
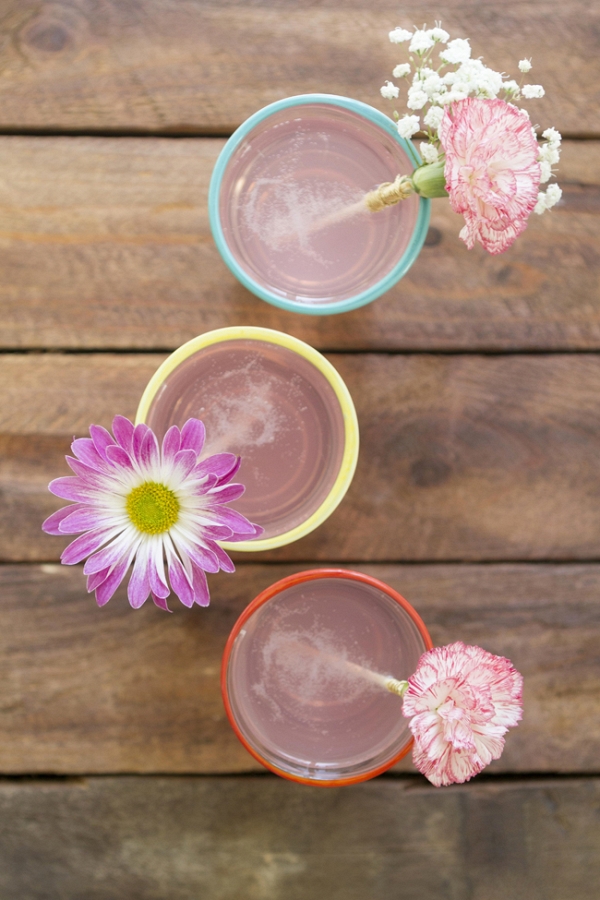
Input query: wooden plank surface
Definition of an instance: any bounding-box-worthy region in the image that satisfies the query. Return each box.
[0,775,598,900]
[0,1,596,136]
[5,352,600,563]
[0,137,598,351]
[0,562,598,774]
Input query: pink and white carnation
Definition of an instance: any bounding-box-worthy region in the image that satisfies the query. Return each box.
[439,98,541,254]
[402,641,523,786]
[42,416,263,611]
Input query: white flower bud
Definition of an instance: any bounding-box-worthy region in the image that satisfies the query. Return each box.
[518,59,532,73]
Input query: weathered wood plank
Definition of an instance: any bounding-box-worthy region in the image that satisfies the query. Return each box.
[4,353,600,563]
[0,562,598,774]
[0,137,598,351]
[0,776,598,900]
[0,1,596,136]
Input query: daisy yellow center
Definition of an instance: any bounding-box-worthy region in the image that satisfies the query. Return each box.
[126,482,180,535]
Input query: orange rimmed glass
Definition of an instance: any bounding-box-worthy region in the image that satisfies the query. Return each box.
[221,569,433,786]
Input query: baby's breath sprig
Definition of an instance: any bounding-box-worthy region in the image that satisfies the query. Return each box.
[381,24,562,214]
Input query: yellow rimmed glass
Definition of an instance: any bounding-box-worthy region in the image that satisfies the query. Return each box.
[136,326,359,551]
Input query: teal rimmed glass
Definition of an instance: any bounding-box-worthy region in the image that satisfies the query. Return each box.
[209,94,430,316]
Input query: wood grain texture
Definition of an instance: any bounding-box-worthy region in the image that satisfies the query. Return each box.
[0,1,596,136]
[0,775,599,900]
[0,562,598,774]
[0,137,598,351]
[5,352,600,563]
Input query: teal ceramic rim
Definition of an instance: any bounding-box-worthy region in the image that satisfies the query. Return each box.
[209,93,431,316]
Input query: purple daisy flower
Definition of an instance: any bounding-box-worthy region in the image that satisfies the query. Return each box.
[42,416,263,611]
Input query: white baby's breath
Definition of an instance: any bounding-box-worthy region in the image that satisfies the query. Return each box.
[430,26,449,43]
[440,38,471,64]
[534,183,562,214]
[522,84,545,99]
[381,20,560,222]
[420,142,439,164]
[397,114,421,139]
[381,81,400,100]
[542,127,561,145]
[407,86,429,109]
[389,27,412,44]
[393,63,411,78]
[423,105,444,130]
[409,29,436,53]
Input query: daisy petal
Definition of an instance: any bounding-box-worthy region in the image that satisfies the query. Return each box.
[105,444,135,470]
[42,504,81,536]
[167,554,194,608]
[152,592,172,612]
[162,425,181,463]
[48,476,97,503]
[59,506,121,535]
[191,564,210,607]
[209,483,245,504]
[61,528,114,565]
[94,553,132,606]
[207,540,235,573]
[127,545,151,609]
[90,424,115,460]
[112,416,135,453]
[194,453,238,479]
[71,438,105,471]
[181,418,206,455]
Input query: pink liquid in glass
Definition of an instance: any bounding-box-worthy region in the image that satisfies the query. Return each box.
[219,103,421,306]
[225,575,429,783]
[144,339,346,540]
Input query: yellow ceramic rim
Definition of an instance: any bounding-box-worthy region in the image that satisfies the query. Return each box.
[135,326,359,552]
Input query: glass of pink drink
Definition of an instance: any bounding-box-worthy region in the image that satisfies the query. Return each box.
[222,569,433,785]
[209,94,430,315]
[136,327,359,551]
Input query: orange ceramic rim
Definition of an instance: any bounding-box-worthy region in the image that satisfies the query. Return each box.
[221,568,433,787]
